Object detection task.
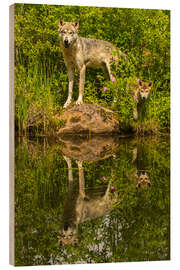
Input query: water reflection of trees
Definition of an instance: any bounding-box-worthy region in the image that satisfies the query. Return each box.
[15,135,170,265]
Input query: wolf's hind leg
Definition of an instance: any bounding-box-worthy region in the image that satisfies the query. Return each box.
[102,64,111,80]
[104,60,118,104]
[76,160,86,198]
[105,60,114,81]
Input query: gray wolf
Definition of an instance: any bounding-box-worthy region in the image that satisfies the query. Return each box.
[127,79,152,120]
[58,19,127,108]
[58,156,118,247]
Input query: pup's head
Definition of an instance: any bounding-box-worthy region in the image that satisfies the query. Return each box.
[136,171,151,189]
[58,223,78,247]
[58,19,79,48]
[138,80,152,100]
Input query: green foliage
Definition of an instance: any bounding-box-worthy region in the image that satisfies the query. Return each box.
[14,4,170,135]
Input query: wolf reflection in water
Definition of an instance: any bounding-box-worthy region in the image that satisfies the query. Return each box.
[58,137,153,247]
[15,135,170,265]
[58,156,118,247]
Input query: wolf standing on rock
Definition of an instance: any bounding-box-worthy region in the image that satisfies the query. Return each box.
[58,19,127,108]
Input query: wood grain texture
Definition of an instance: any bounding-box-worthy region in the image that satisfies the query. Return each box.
[9,4,14,266]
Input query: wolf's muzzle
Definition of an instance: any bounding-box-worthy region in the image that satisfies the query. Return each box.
[64,40,69,48]
[64,223,69,231]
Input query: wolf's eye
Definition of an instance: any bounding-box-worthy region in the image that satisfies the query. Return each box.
[69,31,73,35]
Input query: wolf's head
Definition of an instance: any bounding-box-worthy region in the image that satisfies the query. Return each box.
[138,80,152,100]
[58,19,79,48]
[58,222,78,247]
[136,171,151,189]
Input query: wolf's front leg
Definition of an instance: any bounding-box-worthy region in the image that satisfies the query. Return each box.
[133,106,138,121]
[63,67,74,108]
[76,65,86,105]
[132,146,137,163]
[63,155,73,184]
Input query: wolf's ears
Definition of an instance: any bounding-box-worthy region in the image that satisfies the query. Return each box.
[138,80,152,87]
[148,81,152,87]
[59,18,65,30]
[73,20,79,31]
[58,19,79,31]
[138,79,142,86]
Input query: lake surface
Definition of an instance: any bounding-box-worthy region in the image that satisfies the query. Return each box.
[15,135,170,266]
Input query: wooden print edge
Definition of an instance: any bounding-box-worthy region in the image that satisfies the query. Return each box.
[9,4,15,266]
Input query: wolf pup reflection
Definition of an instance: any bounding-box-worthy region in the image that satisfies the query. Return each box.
[58,19,127,108]
[129,147,151,189]
[136,171,151,189]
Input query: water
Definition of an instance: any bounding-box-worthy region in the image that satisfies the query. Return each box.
[15,135,170,266]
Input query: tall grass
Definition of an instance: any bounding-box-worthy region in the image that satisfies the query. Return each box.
[15,51,68,136]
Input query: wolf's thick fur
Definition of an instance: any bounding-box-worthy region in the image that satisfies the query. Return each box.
[127,79,152,120]
[58,19,127,108]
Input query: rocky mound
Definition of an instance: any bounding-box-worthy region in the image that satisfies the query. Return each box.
[58,103,120,135]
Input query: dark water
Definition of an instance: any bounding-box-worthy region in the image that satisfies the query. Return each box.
[15,135,170,266]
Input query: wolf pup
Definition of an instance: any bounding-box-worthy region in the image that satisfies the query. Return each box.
[128,79,152,120]
[58,19,127,108]
[136,171,151,189]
